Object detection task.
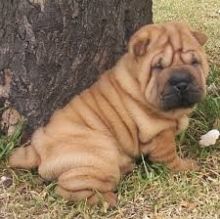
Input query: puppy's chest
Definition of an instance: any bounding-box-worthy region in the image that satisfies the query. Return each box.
[137,115,176,144]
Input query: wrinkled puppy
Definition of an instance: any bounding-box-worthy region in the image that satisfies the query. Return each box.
[9,22,209,206]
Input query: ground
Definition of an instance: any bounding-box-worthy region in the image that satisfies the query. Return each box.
[0,0,220,218]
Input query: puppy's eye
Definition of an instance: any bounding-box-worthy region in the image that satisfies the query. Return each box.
[153,62,164,71]
[191,55,200,66]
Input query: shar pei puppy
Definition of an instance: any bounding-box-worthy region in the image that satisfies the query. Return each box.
[9,22,209,206]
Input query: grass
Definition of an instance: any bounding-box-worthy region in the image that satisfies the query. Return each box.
[1,0,220,218]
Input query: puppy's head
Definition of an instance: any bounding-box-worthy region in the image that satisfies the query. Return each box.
[128,22,209,116]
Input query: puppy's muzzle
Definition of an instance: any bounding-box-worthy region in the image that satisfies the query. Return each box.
[161,69,204,111]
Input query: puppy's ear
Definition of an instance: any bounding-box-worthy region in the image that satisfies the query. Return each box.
[191,31,208,46]
[128,38,150,57]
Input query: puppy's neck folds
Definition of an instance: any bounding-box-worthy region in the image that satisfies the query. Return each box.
[85,56,187,156]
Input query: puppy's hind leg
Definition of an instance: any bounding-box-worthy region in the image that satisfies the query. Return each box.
[9,145,40,169]
[56,166,120,207]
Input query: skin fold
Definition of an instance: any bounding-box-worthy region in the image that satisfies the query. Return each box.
[9,22,209,206]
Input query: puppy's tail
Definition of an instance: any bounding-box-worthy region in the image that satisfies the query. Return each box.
[9,145,40,169]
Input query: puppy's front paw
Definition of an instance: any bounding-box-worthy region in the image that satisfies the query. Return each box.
[172,158,200,172]
[183,158,200,171]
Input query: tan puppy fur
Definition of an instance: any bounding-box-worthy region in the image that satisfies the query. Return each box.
[9,22,209,206]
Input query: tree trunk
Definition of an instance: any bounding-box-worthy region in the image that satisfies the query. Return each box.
[0,0,152,138]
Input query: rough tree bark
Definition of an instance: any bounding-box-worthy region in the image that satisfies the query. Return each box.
[0,0,152,138]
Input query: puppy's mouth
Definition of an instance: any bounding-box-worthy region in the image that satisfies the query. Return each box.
[160,71,204,111]
[161,88,203,111]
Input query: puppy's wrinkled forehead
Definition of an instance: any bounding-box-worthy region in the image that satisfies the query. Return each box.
[129,22,207,56]
[153,23,204,51]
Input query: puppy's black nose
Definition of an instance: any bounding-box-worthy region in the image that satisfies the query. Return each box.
[169,71,192,92]
[175,82,188,92]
